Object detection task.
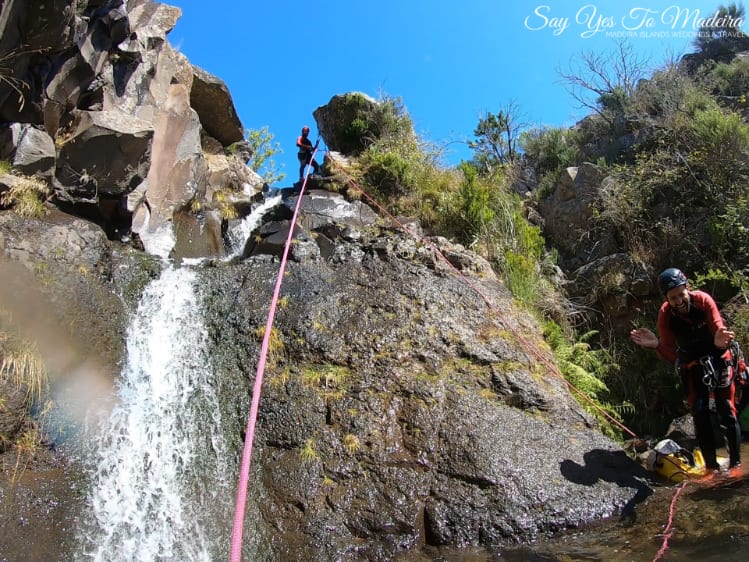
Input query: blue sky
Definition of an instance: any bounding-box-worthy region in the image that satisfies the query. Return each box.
[167,1,739,182]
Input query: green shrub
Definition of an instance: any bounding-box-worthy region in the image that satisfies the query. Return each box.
[598,85,628,113]
[710,58,749,96]
[338,94,414,155]
[360,148,417,197]
[543,322,625,439]
[519,127,581,176]
[631,63,711,124]
[690,106,749,157]
[457,162,493,244]
[504,252,538,305]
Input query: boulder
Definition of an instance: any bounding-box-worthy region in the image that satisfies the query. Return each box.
[104,4,185,120]
[571,254,652,330]
[54,109,153,202]
[0,0,75,124]
[190,66,245,146]
[0,124,56,178]
[245,190,379,260]
[537,163,618,269]
[130,83,205,259]
[313,92,380,154]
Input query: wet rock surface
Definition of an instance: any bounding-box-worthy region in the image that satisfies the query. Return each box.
[200,227,651,559]
[0,206,656,559]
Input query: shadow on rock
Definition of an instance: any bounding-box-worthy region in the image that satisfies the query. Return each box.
[560,449,654,524]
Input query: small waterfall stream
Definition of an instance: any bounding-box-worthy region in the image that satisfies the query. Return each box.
[75,194,283,561]
[77,267,230,561]
[225,192,283,258]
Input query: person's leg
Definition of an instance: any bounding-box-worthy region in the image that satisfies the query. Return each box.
[693,407,719,469]
[689,371,720,469]
[717,384,742,467]
[298,156,305,180]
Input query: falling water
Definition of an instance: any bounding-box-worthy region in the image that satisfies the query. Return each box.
[71,192,284,560]
[225,192,283,258]
[76,266,232,561]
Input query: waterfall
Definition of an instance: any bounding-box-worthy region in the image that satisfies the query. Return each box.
[76,266,232,561]
[72,192,285,561]
[225,192,283,258]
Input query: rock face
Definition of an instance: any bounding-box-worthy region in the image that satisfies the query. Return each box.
[0,1,655,559]
[1,198,652,559]
[200,226,650,559]
[533,161,654,331]
[0,0,252,260]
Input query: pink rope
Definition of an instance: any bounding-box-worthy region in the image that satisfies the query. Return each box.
[652,480,688,562]
[228,151,647,559]
[229,149,319,562]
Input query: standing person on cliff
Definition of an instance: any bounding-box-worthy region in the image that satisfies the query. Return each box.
[630,267,742,472]
[296,126,320,180]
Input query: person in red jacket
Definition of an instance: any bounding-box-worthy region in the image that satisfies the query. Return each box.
[630,268,741,471]
[296,126,320,180]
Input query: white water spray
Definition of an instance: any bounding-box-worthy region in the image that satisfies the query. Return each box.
[75,192,284,560]
[225,193,283,258]
[77,267,232,561]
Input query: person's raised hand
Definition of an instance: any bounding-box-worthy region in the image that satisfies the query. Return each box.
[714,326,735,349]
[630,327,658,349]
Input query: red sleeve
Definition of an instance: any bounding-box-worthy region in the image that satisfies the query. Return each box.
[690,290,725,333]
[655,291,725,364]
[656,303,678,364]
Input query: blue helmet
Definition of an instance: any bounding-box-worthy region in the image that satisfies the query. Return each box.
[658,268,688,295]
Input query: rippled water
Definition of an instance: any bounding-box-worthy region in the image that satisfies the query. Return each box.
[408,445,749,562]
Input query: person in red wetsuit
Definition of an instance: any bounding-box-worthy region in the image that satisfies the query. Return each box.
[296,126,320,180]
[630,267,741,471]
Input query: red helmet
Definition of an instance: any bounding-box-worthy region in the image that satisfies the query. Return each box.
[302,126,310,134]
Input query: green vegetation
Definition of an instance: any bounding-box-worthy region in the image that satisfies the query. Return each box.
[0,308,49,473]
[301,363,350,402]
[330,17,749,439]
[342,433,360,454]
[299,438,319,463]
[244,126,286,185]
[543,322,629,439]
[336,93,415,155]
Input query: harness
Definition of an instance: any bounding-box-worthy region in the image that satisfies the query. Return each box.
[670,297,733,391]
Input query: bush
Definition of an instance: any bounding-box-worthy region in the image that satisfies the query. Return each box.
[690,106,749,160]
[338,94,414,155]
[0,172,49,218]
[543,322,626,439]
[456,162,493,244]
[710,58,749,96]
[360,147,417,198]
[519,127,581,176]
[631,63,710,123]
